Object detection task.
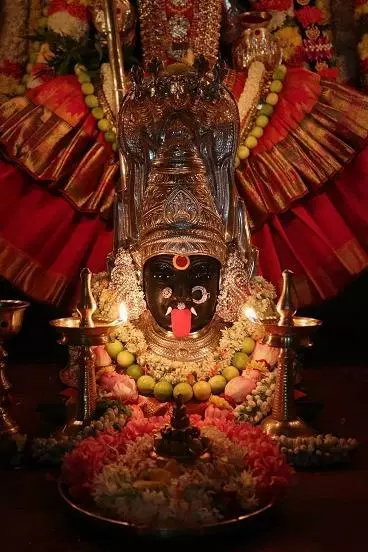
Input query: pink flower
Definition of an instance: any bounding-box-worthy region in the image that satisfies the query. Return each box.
[99,371,121,392]
[197,418,292,499]
[62,416,168,500]
[224,376,257,404]
[245,369,264,383]
[92,346,112,368]
[252,343,279,368]
[112,374,139,403]
[204,404,235,423]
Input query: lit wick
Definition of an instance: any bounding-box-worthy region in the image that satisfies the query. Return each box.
[118,302,128,323]
[243,306,257,323]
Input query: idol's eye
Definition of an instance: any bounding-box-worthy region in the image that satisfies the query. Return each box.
[161,287,172,299]
[153,263,174,281]
[191,286,210,304]
[192,264,211,281]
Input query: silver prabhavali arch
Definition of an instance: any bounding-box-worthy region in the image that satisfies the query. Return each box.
[101,0,257,276]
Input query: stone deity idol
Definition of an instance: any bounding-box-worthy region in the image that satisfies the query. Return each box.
[101,59,260,363]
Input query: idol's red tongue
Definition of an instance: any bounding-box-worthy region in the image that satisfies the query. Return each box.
[171,308,192,338]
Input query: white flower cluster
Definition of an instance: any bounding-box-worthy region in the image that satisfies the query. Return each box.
[219,318,265,359]
[275,434,358,468]
[235,371,276,424]
[93,430,258,528]
[48,12,89,42]
[32,406,130,466]
[138,351,213,386]
[112,322,148,356]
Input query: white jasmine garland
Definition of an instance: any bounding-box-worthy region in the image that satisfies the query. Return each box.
[276,434,358,468]
[48,12,89,42]
[238,61,266,131]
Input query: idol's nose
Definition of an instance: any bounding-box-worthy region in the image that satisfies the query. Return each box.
[173,283,191,304]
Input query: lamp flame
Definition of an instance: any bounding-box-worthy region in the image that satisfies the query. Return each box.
[118,302,128,323]
[243,306,258,322]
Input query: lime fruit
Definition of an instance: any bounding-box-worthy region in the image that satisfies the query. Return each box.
[265,92,279,106]
[241,337,256,354]
[255,115,269,128]
[222,366,240,382]
[272,65,287,81]
[270,80,283,93]
[173,382,193,403]
[91,107,104,120]
[238,145,250,159]
[245,135,258,149]
[81,82,94,95]
[116,350,135,368]
[106,340,124,359]
[104,131,116,143]
[154,380,173,402]
[126,364,143,381]
[97,118,111,132]
[85,94,99,108]
[208,375,227,394]
[231,351,249,370]
[260,104,274,116]
[137,375,156,395]
[193,381,212,401]
[250,126,264,139]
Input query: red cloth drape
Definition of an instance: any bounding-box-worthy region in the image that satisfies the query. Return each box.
[0,146,367,307]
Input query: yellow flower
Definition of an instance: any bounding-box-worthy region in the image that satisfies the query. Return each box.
[355,4,368,20]
[316,0,331,25]
[274,26,302,62]
[0,74,18,97]
[358,33,368,60]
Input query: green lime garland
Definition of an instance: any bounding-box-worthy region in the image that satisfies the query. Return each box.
[75,64,118,151]
[235,63,288,165]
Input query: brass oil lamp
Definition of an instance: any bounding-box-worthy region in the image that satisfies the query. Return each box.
[0,300,29,435]
[50,268,122,438]
[259,270,322,438]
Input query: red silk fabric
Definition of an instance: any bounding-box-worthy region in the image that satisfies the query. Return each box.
[0,147,367,308]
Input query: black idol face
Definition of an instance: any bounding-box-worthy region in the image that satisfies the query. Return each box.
[143,254,221,334]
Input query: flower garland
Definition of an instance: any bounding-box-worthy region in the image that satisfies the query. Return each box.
[62,414,292,523]
[0,0,29,101]
[355,0,368,87]
[23,0,52,90]
[293,0,339,80]
[254,0,339,79]
[235,61,288,164]
[32,401,131,466]
[109,317,267,387]
[86,269,278,420]
[47,0,91,42]
[275,434,358,467]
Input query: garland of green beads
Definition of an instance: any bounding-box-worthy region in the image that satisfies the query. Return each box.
[75,64,118,152]
[236,64,287,166]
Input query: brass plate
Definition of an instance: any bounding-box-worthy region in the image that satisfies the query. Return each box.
[59,481,274,538]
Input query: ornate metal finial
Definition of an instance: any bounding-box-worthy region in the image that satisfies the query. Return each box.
[76,268,97,328]
[276,270,297,327]
[154,396,209,463]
